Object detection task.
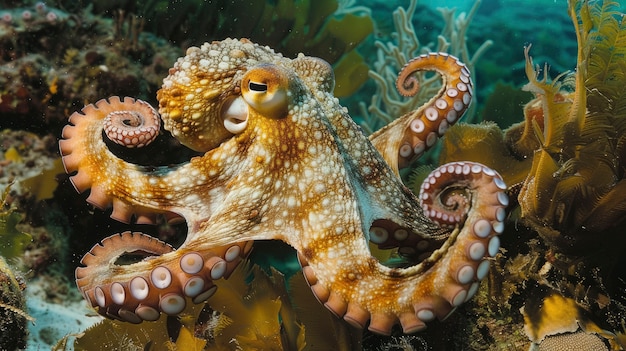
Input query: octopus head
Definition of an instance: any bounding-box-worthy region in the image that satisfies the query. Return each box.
[157,39,338,153]
[155,39,269,151]
[220,63,292,136]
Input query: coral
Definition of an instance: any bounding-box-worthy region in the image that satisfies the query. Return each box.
[521,287,613,350]
[0,256,29,351]
[521,287,589,343]
[530,331,608,351]
[17,219,70,276]
[0,3,182,135]
[358,0,492,135]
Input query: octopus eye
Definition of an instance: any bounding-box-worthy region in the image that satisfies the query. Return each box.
[242,64,289,119]
[249,81,268,92]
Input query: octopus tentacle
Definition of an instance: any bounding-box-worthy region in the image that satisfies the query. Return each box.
[299,162,507,335]
[102,98,161,148]
[369,53,473,173]
[59,96,248,224]
[61,40,506,338]
[420,162,509,230]
[76,231,252,323]
[59,96,165,219]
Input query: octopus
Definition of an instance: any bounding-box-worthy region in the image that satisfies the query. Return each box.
[59,38,508,335]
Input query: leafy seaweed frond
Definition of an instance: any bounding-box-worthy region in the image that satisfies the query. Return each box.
[522,46,574,148]
[0,184,32,260]
[585,1,626,86]
[579,0,626,123]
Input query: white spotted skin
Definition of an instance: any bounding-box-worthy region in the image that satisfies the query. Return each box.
[60,39,507,333]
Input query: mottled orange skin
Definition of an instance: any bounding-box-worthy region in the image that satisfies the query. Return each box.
[59,39,507,334]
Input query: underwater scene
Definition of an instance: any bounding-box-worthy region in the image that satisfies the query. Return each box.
[1,0,626,350]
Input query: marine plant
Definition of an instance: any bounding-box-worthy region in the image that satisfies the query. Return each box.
[90,0,374,97]
[443,0,626,245]
[517,0,626,240]
[0,184,31,260]
[438,0,626,347]
[0,255,29,351]
[59,261,359,350]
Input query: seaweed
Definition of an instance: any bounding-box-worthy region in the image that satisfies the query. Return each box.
[88,0,374,97]
[0,184,31,260]
[0,256,29,351]
[59,260,360,350]
[518,0,626,240]
[435,1,626,347]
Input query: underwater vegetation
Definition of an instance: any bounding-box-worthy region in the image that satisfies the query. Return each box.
[439,0,626,348]
[0,185,31,260]
[0,183,31,351]
[444,0,626,255]
[89,0,371,61]
[57,263,361,351]
[86,0,375,97]
[0,255,29,351]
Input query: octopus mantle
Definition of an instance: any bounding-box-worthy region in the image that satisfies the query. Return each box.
[59,38,508,335]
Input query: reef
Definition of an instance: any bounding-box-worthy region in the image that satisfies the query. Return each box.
[0,2,182,135]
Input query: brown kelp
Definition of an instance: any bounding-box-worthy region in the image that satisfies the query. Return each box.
[59,262,360,350]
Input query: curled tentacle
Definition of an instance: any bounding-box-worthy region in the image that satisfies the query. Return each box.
[370,53,473,173]
[299,161,507,335]
[396,66,421,97]
[59,95,223,224]
[76,231,252,323]
[59,96,163,217]
[102,98,161,148]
